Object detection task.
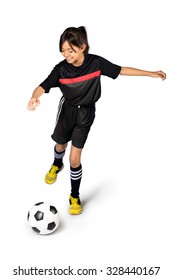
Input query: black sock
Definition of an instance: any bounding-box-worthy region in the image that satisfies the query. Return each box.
[53,146,65,168]
[70,164,82,198]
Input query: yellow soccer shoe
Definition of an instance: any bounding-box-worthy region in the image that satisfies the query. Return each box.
[44,164,64,184]
[69,195,82,215]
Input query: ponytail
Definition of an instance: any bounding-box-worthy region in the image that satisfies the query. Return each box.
[78,26,89,55]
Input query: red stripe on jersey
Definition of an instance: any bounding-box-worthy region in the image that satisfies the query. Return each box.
[59,70,101,85]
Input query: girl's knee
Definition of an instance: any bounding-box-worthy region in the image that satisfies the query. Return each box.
[69,145,82,168]
[69,154,81,168]
[56,143,67,152]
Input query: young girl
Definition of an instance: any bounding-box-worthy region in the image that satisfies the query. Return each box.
[27,26,166,215]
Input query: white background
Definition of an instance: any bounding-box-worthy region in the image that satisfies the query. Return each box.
[0,0,172,279]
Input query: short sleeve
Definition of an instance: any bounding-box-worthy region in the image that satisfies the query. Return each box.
[99,56,121,79]
[39,65,60,93]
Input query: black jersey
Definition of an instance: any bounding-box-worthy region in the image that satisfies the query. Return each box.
[40,54,121,106]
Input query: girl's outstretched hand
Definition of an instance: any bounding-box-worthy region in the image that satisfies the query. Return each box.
[151,70,166,80]
[27,98,40,111]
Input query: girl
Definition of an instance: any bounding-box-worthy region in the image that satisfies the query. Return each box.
[27,26,166,215]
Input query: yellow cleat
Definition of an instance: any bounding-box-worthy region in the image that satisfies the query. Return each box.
[44,164,64,184]
[69,195,82,215]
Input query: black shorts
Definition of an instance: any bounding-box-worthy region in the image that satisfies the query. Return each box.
[51,97,96,149]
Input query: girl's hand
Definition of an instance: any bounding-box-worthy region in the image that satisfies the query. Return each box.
[151,70,166,80]
[27,98,40,111]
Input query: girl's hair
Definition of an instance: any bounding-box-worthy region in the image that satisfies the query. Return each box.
[59,26,89,55]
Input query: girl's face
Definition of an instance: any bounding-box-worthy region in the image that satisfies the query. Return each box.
[61,41,86,66]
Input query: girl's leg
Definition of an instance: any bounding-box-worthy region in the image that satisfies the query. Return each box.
[69,145,83,214]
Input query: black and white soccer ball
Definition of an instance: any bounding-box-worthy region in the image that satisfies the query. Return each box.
[27,202,60,235]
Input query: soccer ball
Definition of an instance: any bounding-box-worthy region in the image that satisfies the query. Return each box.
[27,202,60,235]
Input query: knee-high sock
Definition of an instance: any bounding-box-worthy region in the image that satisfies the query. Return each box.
[53,146,65,168]
[70,165,82,198]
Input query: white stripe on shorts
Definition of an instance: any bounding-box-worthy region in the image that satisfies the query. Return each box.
[55,96,65,125]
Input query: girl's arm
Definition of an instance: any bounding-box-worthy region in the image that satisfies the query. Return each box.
[120,67,166,80]
[27,86,45,111]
